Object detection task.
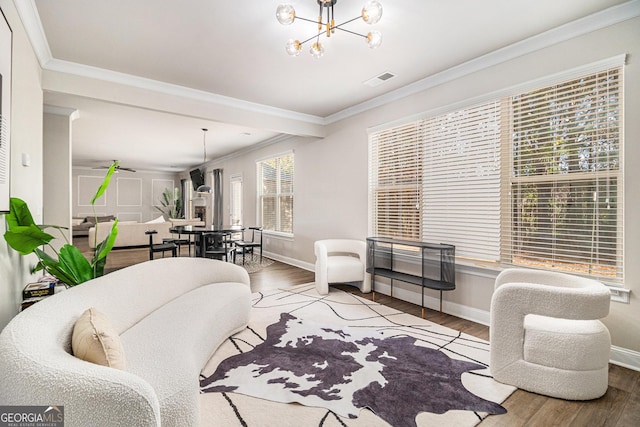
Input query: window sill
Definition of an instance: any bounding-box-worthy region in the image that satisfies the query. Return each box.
[262,230,294,240]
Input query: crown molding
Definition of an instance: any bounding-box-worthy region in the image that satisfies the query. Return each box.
[13,0,52,66]
[325,0,640,124]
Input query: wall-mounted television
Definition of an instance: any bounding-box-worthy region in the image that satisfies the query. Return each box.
[190,168,204,191]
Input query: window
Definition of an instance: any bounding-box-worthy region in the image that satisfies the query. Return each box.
[230,174,243,226]
[369,122,422,240]
[369,64,623,284]
[257,152,294,234]
[506,68,622,282]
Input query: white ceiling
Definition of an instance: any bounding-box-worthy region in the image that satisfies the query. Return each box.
[23,0,635,172]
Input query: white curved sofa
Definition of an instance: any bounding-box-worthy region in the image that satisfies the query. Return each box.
[0,257,251,426]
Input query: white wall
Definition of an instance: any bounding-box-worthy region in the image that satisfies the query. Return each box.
[43,110,74,251]
[71,168,182,223]
[0,0,44,330]
[200,17,640,357]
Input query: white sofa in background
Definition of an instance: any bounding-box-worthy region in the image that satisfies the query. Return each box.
[0,257,251,426]
[314,239,371,295]
[88,218,204,249]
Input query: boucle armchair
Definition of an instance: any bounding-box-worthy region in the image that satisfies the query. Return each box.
[315,239,371,295]
[490,268,611,400]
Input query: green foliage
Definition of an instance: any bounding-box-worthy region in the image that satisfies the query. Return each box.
[2,162,120,286]
[155,187,183,219]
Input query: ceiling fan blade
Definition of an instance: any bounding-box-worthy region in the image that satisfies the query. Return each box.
[91,162,136,172]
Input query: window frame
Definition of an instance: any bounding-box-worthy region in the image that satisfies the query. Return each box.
[256,151,294,237]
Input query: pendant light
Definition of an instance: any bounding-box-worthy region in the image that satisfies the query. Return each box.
[197,128,212,193]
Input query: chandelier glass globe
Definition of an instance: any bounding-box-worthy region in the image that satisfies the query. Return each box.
[366,31,382,49]
[362,1,383,25]
[285,39,302,56]
[310,42,325,59]
[276,4,296,25]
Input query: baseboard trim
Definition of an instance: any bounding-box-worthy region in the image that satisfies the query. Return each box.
[263,251,314,272]
[610,346,640,372]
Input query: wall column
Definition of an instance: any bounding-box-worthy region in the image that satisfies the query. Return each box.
[43,106,78,251]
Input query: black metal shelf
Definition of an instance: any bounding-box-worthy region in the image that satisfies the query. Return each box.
[366,237,456,315]
[368,268,456,291]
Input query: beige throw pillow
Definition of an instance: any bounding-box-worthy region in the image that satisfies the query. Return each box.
[72,307,127,370]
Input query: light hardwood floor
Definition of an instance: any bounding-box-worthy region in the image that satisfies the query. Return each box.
[77,238,640,427]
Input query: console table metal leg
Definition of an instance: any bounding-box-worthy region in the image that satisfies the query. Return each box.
[372,273,376,301]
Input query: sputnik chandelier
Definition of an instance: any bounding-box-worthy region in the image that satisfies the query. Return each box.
[276,0,383,58]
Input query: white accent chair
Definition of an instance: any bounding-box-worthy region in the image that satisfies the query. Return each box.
[490,268,611,400]
[314,239,371,295]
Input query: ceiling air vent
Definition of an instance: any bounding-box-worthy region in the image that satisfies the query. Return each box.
[363,71,396,87]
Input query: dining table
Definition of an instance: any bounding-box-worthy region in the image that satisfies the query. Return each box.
[169,225,245,258]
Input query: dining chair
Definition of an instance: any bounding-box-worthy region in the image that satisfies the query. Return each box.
[163,233,191,256]
[234,227,263,265]
[202,231,236,262]
[145,230,177,260]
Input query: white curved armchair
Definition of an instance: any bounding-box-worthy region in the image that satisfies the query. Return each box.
[314,239,371,295]
[490,268,611,400]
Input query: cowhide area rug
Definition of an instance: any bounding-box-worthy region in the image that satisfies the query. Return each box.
[199,284,515,426]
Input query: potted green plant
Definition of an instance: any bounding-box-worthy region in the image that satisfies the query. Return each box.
[3,162,120,286]
[155,187,183,219]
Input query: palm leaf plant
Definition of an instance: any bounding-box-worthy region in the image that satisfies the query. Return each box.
[155,187,183,219]
[3,162,120,286]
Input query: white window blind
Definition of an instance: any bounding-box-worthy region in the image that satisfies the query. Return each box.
[369,122,421,240]
[257,153,294,234]
[421,101,502,260]
[506,67,623,283]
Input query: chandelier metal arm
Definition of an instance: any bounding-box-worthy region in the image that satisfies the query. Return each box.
[295,16,319,25]
[333,16,366,35]
[333,26,367,39]
[334,16,362,28]
[299,32,325,46]
[296,15,367,45]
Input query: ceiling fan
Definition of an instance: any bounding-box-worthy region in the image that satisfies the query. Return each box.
[92,161,136,173]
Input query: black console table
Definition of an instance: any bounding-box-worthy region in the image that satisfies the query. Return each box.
[366,237,455,316]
